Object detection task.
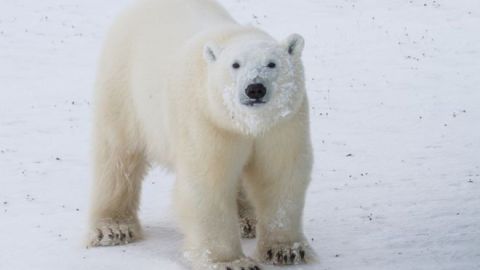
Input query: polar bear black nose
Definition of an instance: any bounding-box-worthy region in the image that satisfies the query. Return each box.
[245,83,267,100]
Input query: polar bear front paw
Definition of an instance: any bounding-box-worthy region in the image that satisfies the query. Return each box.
[88,218,141,247]
[209,257,261,270]
[259,241,314,265]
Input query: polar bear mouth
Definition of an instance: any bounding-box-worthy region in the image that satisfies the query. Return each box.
[243,99,266,106]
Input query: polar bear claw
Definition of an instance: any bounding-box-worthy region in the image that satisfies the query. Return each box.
[88,219,141,247]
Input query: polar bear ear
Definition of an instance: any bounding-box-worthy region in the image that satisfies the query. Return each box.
[283,33,305,57]
[203,42,221,63]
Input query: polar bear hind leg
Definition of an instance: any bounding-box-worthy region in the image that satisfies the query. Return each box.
[238,184,257,239]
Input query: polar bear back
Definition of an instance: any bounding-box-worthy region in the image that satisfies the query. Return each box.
[100,0,237,74]
[128,0,236,41]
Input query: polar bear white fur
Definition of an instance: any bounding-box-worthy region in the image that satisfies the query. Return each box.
[87,0,314,269]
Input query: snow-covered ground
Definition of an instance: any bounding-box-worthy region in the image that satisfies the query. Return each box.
[1,0,479,269]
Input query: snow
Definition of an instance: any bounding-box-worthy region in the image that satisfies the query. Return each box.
[1,0,479,269]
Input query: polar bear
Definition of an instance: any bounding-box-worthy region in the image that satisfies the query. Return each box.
[87,0,314,269]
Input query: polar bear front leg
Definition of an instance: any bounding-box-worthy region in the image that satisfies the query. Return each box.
[246,158,314,265]
[245,126,315,265]
[174,132,261,270]
[87,129,147,247]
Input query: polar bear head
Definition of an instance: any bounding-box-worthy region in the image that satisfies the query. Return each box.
[203,33,306,136]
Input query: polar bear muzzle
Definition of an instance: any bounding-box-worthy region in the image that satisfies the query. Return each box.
[243,83,267,105]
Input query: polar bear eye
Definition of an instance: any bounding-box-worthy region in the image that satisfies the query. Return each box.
[232,62,240,69]
[267,62,276,68]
